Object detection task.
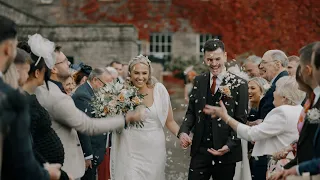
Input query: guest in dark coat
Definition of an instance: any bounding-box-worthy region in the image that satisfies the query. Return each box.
[251,50,289,180]
[18,42,70,180]
[269,42,320,179]
[0,15,62,180]
[73,68,113,180]
[293,42,320,176]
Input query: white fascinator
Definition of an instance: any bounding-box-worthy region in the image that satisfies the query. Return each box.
[28,34,56,69]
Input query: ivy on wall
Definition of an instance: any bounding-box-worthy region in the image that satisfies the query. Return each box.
[65,0,320,58]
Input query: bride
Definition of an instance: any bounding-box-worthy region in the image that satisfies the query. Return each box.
[111,55,180,180]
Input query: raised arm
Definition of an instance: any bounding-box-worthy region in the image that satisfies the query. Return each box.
[237,110,286,142]
[203,101,287,142]
[52,97,125,135]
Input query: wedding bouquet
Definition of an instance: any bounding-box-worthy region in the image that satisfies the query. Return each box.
[91,81,145,128]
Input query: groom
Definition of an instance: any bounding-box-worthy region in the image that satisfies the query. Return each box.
[178,39,248,180]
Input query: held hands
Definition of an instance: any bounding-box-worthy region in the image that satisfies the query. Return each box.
[44,163,61,180]
[207,145,230,156]
[179,133,192,149]
[268,166,298,180]
[203,101,228,120]
[272,151,289,161]
[272,145,293,160]
[44,163,74,180]
[85,159,92,170]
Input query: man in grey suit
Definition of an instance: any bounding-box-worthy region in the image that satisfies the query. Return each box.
[35,46,140,179]
[73,68,112,180]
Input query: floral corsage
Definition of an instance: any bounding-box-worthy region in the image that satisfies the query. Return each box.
[307,108,320,124]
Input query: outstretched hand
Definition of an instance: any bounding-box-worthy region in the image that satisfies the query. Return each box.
[207,145,230,156]
[203,101,228,120]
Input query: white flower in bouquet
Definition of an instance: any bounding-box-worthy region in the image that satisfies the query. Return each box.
[114,82,124,92]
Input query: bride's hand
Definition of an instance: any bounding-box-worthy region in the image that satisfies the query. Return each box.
[203,101,228,120]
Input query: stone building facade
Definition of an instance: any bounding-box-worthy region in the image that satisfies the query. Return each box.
[0,0,139,68]
[18,24,139,68]
[0,0,221,66]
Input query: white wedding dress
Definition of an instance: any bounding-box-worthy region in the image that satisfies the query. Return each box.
[111,83,170,180]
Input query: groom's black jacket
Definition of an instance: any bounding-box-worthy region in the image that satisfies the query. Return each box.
[179,72,248,164]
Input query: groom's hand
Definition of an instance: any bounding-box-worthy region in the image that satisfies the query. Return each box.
[207,145,230,156]
[179,133,192,148]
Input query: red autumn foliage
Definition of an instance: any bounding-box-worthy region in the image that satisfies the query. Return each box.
[67,0,320,58]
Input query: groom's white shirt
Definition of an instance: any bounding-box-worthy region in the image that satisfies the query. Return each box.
[210,70,226,93]
[313,86,320,106]
[35,81,125,178]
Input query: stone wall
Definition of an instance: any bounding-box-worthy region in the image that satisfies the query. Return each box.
[18,25,139,67]
[0,1,47,25]
[171,32,199,60]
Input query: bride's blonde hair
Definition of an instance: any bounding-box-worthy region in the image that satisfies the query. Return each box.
[128,54,158,88]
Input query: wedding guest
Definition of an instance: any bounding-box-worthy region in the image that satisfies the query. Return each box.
[33,35,141,179]
[73,63,92,89]
[109,60,124,82]
[100,66,120,180]
[203,76,305,180]
[2,63,19,89]
[14,48,32,86]
[287,55,300,77]
[272,44,319,173]
[284,43,320,169]
[247,77,269,121]
[73,68,113,180]
[0,15,62,180]
[243,55,262,78]
[122,63,129,79]
[178,39,249,180]
[184,70,197,103]
[257,50,289,120]
[20,43,71,180]
[270,42,320,180]
[62,76,75,95]
[106,66,119,81]
[312,43,320,87]
[246,77,269,178]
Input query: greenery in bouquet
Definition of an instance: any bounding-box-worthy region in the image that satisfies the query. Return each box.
[165,56,207,80]
[91,81,145,128]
